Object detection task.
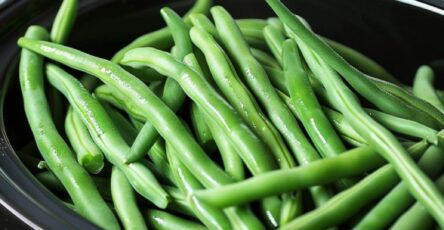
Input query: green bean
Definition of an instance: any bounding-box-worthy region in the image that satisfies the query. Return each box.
[267,0,441,129]
[354,136,444,229]
[193,145,388,207]
[283,39,346,158]
[296,30,444,227]
[365,108,438,144]
[64,108,104,173]
[45,63,169,208]
[413,65,444,113]
[263,25,286,64]
[19,26,118,229]
[144,139,176,184]
[391,175,444,230]
[166,143,233,230]
[126,7,192,163]
[250,48,281,69]
[145,209,207,230]
[111,167,147,230]
[50,0,77,44]
[323,37,399,84]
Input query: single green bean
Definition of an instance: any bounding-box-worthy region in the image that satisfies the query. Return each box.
[365,108,438,144]
[111,167,147,230]
[267,0,441,129]
[19,26,118,229]
[64,108,104,174]
[145,209,207,230]
[391,175,444,230]
[413,65,444,113]
[283,39,346,158]
[46,63,169,208]
[297,33,444,227]
[50,0,77,44]
[193,145,388,207]
[355,128,444,229]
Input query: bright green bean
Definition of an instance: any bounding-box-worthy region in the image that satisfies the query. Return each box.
[297,31,444,227]
[365,108,438,144]
[100,102,138,145]
[64,108,104,174]
[111,167,147,230]
[267,0,441,129]
[321,107,367,146]
[413,65,444,113]
[50,0,77,44]
[145,209,207,230]
[46,63,169,208]
[355,130,444,229]
[193,145,388,207]
[19,26,118,229]
[283,39,346,158]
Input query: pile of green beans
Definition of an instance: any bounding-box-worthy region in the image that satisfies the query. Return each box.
[15,0,444,229]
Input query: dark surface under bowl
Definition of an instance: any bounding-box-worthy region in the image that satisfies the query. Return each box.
[1,0,444,229]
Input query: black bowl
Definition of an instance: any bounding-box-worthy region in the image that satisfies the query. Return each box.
[1,0,444,229]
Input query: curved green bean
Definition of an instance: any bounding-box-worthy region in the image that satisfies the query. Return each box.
[19,26,118,229]
[193,145,388,207]
[283,39,346,158]
[413,65,444,113]
[50,0,77,44]
[111,167,147,230]
[46,63,169,208]
[65,108,104,174]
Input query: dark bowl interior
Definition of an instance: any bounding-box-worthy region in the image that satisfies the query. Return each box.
[1,0,444,229]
